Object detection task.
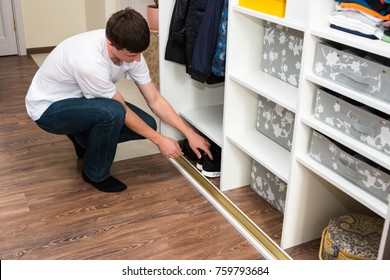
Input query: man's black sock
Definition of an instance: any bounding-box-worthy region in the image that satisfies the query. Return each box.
[82,171,127,193]
[66,134,86,159]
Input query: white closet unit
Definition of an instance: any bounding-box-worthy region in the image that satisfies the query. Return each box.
[159,0,390,259]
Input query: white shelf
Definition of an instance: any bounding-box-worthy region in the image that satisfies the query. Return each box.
[227,129,291,182]
[230,70,298,113]
[310,26,390,58]
[301,115,390,171]
[233,5,306,31]
[180,104,224,147]
[306,73,390,115]
[297,154,388,218]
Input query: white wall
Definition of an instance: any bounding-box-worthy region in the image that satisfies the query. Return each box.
[21,0,87,48]
[119,0,155,19]
[20,0,155,49]
[85,0,106,30]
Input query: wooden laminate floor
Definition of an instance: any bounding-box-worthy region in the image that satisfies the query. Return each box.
[0,55,319,260]
[0,55,262,260]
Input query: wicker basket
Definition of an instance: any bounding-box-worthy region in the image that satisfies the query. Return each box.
[319,213,384,260]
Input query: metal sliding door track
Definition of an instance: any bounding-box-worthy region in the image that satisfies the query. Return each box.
[170,156,291,260]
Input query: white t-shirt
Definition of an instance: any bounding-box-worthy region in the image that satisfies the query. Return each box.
[25,29,151,121]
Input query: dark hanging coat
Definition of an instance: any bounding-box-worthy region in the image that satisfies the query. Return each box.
[165,0,226,84]
[164,0,191,65]
[190,0,225,84]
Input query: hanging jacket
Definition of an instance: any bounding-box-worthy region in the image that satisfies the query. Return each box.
[190,0,225,84]
[165,0,225,84]
[165,0,209,73]
[211,0,229,77]
[185,0,210,74]
[165,0,191,65]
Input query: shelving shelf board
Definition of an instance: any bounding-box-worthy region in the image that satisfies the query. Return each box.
[227,129,291,182]
[229,71,298,113]
[306,73,390,114]
[302,115,390,171]
[310,27,390,58]
[296,154,388,218]
[179,104,224,147]
[233,5,306,31]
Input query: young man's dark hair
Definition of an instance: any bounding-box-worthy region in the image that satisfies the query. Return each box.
[106,8,150,53]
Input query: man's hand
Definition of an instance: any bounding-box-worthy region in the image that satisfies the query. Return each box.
[156,135,184,159]
[186,132,213,160]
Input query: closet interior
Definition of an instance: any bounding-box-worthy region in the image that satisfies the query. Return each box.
[159,0,390,259]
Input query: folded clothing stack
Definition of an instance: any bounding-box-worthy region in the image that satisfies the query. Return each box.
[332,0,390,43]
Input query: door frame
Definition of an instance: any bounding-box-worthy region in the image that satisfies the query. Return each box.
[11,0,26,55]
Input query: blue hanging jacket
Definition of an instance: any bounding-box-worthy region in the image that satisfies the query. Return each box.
[211,0,228,77]
[190,0,225,83]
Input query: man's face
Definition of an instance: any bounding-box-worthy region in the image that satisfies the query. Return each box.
[113,47,141,63]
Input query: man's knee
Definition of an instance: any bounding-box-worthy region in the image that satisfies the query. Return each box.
[103,100,126,125]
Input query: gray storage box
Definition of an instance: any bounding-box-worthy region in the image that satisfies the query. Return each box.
[262,21,304,87]
[250,160,287,213]
[314,41,390,103]
[256,95,295,151]
[309,130,390,204]
[314,88,390,156]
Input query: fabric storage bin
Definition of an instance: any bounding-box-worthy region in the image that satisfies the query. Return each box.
[256,95,295,151]
[262,21,304,87]
[319,213,384,260]
[313,41,390,103]
[309,130,390,204]
[239,0,286,18]
[250,160,287,213]
[314,88,390,156]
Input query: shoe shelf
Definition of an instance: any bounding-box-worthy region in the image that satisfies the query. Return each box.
[179,104,224,147]
[158,1,224,141]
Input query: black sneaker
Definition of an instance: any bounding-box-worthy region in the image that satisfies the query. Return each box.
[196,155,205,171]
[201,143,221,178]
[201,155,221,178]
[196,142,219,171]
[180,139,199,161]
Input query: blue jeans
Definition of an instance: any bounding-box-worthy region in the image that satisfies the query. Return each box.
[36,98,157,182]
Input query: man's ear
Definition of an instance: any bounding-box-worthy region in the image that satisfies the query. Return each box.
[106,38,113,46]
